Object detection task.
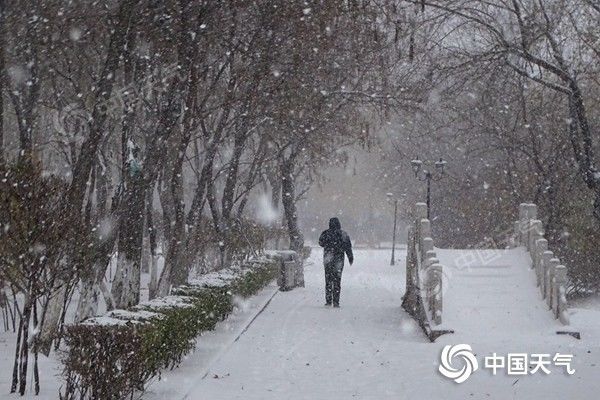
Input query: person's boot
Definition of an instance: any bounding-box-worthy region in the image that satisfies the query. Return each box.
[325,302,332,307]
[333,303,340,308]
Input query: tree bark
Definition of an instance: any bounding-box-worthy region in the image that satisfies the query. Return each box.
[18,293,32,395]
[37,282,66,356]
[146,189,159,298]
[66,0,138,216]
[10,316,22,393]
[112,176,146,308]
[0,0,5,166]
[280,157,304,252]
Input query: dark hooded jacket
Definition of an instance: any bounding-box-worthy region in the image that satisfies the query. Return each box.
[318,218,353,267]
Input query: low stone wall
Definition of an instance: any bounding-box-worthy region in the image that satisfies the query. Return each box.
[402,203,452,341]
[265,250,305,291]
[514,203,578,337]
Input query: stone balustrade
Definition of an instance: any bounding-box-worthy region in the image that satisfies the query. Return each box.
[515,203,570,326]
[403,202,451,341]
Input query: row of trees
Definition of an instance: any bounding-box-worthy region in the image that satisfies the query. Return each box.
[0,0,428,395]
[383,0,600,294]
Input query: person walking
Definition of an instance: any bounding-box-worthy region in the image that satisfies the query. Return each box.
[318,217,353,307]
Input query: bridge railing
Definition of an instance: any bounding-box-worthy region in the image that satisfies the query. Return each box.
[514,203,570,326]
[403,202,450,341]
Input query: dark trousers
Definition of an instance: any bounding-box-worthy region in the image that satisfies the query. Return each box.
[324,263,343,305]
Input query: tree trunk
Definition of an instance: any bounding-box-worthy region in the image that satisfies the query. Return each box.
[147,189,159,299]
[66,0,137,215]
[218,131,248,265]
[112,177,146,309]
[0,0,5,166]
[37,283,66,356]
[157,143,216,297]
[18,294,32,395]
[32,298,39,395]
[10,317,22,393]
[280,158,304,252]
[74,221,118,321]
[75,277,102,323]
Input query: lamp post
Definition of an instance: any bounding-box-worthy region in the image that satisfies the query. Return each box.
[386,192,404,266]
[410,157,447,220]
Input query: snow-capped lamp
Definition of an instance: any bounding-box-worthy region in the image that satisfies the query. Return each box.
[435,158,447,174]
[411,157,423,176]
[410,156,447,220]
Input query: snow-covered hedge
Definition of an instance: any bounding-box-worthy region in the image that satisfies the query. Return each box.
[60,259,278,400]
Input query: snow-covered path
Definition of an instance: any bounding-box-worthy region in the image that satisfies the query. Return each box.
[437,248,566,340]
[142,248,600,400]
[178,248,433,399]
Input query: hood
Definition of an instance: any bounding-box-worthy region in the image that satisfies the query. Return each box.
[329,217,341,230]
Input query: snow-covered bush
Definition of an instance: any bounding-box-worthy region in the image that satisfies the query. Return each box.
[60,259,277,399]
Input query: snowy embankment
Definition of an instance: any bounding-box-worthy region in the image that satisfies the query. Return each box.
[0,252,138,399]
[0,255,271,398]
[3,248,600,399]
[143,248,600,400]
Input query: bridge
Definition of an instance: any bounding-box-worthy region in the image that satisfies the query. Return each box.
[403,202,579,342]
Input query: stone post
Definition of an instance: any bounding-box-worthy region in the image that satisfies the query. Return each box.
[420,219,431,243]
[553,265,567,320]
[546,258,560,309]
[541,250,554,299]
[431,264,443,325]
[525,204,538,250]
[535,239,548,286]
[422,237,434,259]
[425,257,439,271]
[518,203,529,246]
[512,221,520,247]
[415,202,428,221]
[528,220,542,256]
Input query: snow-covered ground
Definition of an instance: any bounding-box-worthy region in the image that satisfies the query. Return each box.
[2,248,600,399]
[143,248,600,400]
[437,247,574,339]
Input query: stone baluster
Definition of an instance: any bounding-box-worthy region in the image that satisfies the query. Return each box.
[526,203,538,219]
[425,256,439,269]
[534,239,548,286]
[546,258,560,309]
[540,250,554,299]
[426,250,437,263]
[525,204,538,248]
[518,203,530,246]
[404,202,446,332]
[415,202,427,232]
[424,256,439,318]
[420,219,431,246]
[554,265,569,325]
[422,237,434,261]
[528,220,542,256]
[512,221,520,247]
[430,263,443,325]
[514,203,571,327]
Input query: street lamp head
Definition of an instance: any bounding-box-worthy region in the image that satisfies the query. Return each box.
[435,158,447,174]
[411,157,422,176]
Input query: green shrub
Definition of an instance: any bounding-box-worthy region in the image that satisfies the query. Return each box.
[61,319,152,400]
[230,262,278,298]
[61,259,277,399]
